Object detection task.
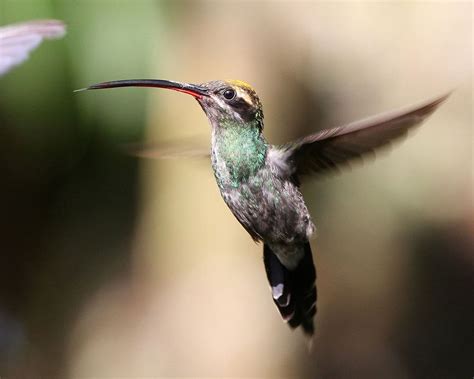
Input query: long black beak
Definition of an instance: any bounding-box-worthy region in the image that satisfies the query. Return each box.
[75,79,209,98]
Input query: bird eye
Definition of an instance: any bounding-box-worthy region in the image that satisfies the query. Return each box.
[223,88,236,100]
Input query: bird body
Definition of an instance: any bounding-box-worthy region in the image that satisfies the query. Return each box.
[210,118,314,247]
[201,81,318,332]
[78,78,449,337]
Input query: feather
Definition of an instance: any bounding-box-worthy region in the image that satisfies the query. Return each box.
[264,243,317,336]
[283,93,451,177]
[123,135,210,159]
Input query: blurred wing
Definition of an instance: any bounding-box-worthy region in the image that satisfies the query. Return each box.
[284,93,450,177]
[0,19,66,76]
[123,136,210,159]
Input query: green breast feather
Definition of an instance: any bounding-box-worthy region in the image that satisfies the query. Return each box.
[214,120,268,188]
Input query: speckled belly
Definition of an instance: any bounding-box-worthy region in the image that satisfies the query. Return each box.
[219,172,315,243]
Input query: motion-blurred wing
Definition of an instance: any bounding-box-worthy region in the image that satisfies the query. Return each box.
[0,19,65,76]
[283,93,450,177]
[124,136,210,159]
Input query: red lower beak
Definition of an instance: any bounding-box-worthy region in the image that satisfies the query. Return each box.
[75,79,209,98]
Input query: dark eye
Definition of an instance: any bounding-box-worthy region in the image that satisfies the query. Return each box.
[223,88,236,100]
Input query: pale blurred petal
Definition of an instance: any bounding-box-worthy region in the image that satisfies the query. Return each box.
[0,19,66,76]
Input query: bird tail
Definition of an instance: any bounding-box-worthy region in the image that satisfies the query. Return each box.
[263,242,317,335]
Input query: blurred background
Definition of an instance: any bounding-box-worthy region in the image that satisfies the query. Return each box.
[0,1,472,378]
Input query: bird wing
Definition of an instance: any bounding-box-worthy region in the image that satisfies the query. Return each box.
[0,19,66,76]
[282,93,450,177]
[123,135,211,159]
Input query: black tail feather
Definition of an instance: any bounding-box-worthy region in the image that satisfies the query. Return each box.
[263,243,317,335]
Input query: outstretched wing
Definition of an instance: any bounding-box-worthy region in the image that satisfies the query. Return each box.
[0,19,65,76]
[123,135,210,159]
[282,93,450,177]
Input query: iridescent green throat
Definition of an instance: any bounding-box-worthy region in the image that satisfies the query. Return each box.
[213,120,268,188]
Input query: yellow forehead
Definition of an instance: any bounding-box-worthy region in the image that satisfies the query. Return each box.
[226,79,254,91]
[224,79,261,109]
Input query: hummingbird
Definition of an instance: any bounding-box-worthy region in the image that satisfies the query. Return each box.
[77,78,449,336]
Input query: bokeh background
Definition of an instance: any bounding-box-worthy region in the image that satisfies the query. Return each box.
[0,1,472,378]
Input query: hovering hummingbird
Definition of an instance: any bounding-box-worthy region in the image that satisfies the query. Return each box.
[77,78,449,336]
[0,19,65,76]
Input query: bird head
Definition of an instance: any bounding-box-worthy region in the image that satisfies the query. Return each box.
[198,80,264,129]
[77,79,264,130]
